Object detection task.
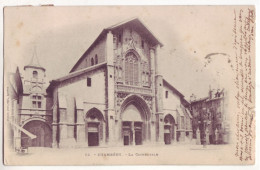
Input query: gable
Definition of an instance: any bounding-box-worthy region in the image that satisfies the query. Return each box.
[70,18,163,73]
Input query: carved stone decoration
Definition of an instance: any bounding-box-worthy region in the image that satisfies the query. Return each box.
[115,92,129,117]
[116,92,128,106]
[142,95,153,112]
[127,35,136,50]
[115,55,124,83]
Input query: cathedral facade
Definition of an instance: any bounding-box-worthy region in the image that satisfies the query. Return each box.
[46,18,192,148]
[6,18,192,150]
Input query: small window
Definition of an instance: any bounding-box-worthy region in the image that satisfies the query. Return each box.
[33,71,38,79]
[32,101,37,108]
[113,36,117,43]
[141,40,144,49]
[165,91,168,98]
[91,58,94,66]
[31,94,42,109]
[87,77,91,87]
[38,102,41,108]
[118,34,121,43]
[95,54,98,64]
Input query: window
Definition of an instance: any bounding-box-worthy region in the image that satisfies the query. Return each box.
[95,55,98,64]
[87,77,91,87]
[91,58,94,66]
[31,94,42,109]
[141,40,144,49]
[38,102,42,108]
[113,36,117,49]
[33,71,38,79]
[125,52,139,86]
[32,101,37,108]
[181,116,185,129]
[118,34,121,43]
[165,91,168,98]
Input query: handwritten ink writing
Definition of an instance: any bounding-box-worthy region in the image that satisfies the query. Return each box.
[233,8,255,162]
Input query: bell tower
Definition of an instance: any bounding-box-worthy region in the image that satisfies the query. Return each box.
[23,48,46,93]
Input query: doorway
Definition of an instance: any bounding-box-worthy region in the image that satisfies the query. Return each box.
[21,120,52,147]
[164,133,171,145]
[124,135,130,145]
[164,114,175,145]
[88,132,99,146]
[135,130,142,145]
[87,123,99,146]
[85,108,104,147]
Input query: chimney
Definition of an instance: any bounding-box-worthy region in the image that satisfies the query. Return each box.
[209,85,212,99]
[190,93,196,102]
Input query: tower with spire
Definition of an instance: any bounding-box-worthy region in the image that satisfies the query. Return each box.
[17,48,53,148]
[23,48,46,93]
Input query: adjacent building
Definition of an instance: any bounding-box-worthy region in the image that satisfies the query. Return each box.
[8,18,234,150]
[5,52,53,151]
[5,66,23,150]
[190,88,230,145]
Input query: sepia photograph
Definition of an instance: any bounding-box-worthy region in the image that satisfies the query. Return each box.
[3,6,256,165]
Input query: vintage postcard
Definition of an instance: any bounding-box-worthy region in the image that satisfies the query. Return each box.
[3,6,255,165]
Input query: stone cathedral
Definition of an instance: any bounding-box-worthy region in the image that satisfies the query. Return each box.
[7,18,193,149]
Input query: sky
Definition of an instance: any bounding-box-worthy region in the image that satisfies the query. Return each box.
[4,6,236,100]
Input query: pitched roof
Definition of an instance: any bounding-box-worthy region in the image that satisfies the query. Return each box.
[190,96,209,104]
[70,17,163,73]
[106,17,163,46]
[46,62,106,93]
[24,49,45,71]
[163,79,184,98]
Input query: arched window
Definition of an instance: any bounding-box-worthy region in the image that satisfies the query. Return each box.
[91,58,94,66]
[125,52,139,86]
[33,71,38,79]
[95,54,98,64]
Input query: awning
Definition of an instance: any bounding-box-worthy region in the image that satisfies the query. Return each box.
[11,122,37,139]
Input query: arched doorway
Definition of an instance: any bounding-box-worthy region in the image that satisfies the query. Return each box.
[85,108,104,147]
[21,120,52,147]
[164,114,175,145]
[120,95,151,146]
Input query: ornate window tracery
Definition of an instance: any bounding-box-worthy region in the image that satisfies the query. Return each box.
[125,52,139,86]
